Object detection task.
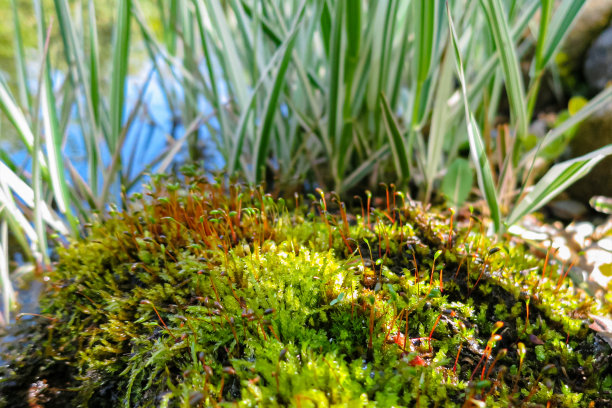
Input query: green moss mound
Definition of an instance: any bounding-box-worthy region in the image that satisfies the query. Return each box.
[1,174,610,407]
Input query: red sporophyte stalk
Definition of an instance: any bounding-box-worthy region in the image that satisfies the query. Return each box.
[384,309,405,345]
[425,250,443,296]
[470,247,501,296]
[354,195,366,228]
[470,322,503,381]
[523,297,531,333]
[485,348,507,380]
[404,310,410,352]
[366,190,372,230]
[447,208,455,250]
[140,300,176,340]
[209,277,221,303]
[453,344,463,374]
[368,297,376,352]
[512,342,527,393]
[427,313,443,352]
[315,188,333,249]
[555,257,577,293]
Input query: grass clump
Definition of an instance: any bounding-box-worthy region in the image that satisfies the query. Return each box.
[0,172,610,407]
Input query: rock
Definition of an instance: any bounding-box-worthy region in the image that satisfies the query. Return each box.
[548,199,588,220]
[559,0,612,80]
[567,100,612,203]
[584,25,612,91]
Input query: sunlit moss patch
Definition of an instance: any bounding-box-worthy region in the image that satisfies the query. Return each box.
[1,173,610,407]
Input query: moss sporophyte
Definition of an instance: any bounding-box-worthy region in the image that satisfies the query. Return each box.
[0,173,610,407]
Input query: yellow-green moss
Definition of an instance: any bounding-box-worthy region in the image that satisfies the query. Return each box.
[0,173,610,407]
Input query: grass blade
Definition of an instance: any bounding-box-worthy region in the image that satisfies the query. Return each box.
[441,157,474,208]
[380,93,410,182]
[205,0,249,111]
[42,63,72,223]
[0,221,15,325]
[542,0,585,66]
[448,4,501,232]
[341,146,390,193]
[0,80,48,172]
[425,45,454,201]
[10,0,30,110]
[507,145,612,226]
[479,0,528,143]
[253,3,305,182]
[411,0,438,124]
[327,0,345,184]
[88,0,101,194]
[109,0,131,151]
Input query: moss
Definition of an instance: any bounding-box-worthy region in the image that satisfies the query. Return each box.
[0,174,610,407]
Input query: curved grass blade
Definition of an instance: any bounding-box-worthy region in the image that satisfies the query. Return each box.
[448,4,501,232]
[0,81,48,173]
[507,145,612,226]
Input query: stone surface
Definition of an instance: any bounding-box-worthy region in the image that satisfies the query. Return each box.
[560,0,612,78]
[584,25,612,91]
[548,199,588,220]
[568,100,612,203]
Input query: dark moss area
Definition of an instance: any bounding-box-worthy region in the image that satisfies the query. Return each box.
[1,174,611,407]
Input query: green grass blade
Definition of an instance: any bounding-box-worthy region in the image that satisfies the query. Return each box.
[110,0,131,151]
[227,22,307,175]
[0,161,69,235]
[448,1,538,119]
[415,0,436,85]
[0,181,38,246]
[10,0,30,110]
[341,146,390,193]
[327,0,345,181]
[448,4,501,232]
[42,65,73,228]
[441,157,474,208]
[53,0,98,139]
[425,45,454,201]
[380,93,410,182]
[534,0,553,71]
[507,145,612,226]
[542,0,585,66]
[205,0,249,111]
[479,0,528,142]
[253,4,305,182]
[0,221,16,325]
[31,92,48,265]
[411,0,438,125]
[0,81,42,166]
[88,0,100,194]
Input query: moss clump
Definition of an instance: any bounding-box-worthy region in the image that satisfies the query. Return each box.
[1,174,610,407]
